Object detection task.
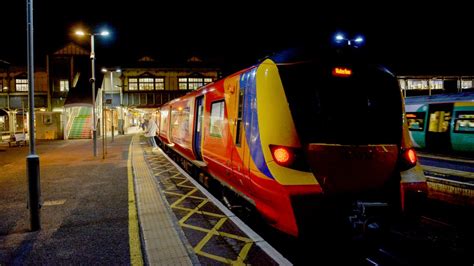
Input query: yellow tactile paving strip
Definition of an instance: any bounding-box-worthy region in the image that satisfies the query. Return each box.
[131,136,196,265]
[127,139,144,266]
[141,138,277,265]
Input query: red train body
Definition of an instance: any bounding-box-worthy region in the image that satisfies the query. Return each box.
[155,47,427,237]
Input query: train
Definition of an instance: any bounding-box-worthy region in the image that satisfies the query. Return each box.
[153,46,428,237]
[405,91,474,153]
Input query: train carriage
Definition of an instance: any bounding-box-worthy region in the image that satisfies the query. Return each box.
[405,92,474,153]
[156,46,427,237]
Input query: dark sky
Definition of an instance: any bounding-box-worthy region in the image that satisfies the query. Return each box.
[1,2,473,75]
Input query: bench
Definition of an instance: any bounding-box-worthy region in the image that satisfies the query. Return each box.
[8,133,28,147]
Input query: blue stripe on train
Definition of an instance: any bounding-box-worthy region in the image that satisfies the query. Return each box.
[241,68,273,179]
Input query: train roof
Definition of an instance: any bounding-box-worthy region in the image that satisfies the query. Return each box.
[267,45,395,77]
[405,91,474,104]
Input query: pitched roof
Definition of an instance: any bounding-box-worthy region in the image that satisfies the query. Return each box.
[53,42,89,56]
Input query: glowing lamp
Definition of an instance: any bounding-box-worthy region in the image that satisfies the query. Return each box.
[273,147,291,164]
[404,148,417,165]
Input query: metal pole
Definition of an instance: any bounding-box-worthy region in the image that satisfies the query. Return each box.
[111,109,114,142]
[105,107,107,155]
[26,0,41,231]
[102,88,105,159]
[119,82,124,135]
[22,101,25,135]
[110,72,114,142]
[90,34,97,157]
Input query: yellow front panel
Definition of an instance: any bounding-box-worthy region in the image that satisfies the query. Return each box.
[256,59,318,185]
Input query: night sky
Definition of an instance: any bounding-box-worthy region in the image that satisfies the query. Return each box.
[1,2,473,75]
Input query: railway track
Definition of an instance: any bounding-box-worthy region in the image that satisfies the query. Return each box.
[167,151,473,265]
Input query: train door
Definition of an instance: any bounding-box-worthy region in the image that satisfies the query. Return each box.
[426,103,453,151]
[193,96,204,160]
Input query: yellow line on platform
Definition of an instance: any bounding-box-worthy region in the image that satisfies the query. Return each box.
[128,136,144,266]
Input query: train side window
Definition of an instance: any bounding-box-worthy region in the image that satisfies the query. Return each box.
[454,111,474,134]
[406,112,425,131]
[235,89,244,146]
[162,108,170,134]
[210,100,225,138]
[428,111,451,133]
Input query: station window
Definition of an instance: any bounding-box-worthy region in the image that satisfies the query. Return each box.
[210,100,224,138]
[178,77,213,90]
[406,112,425,131]
[429,80,443,90]
[454,111,474,134]
[461,80,473,89]
[15,79,28,92]
[128,77,164,91]
[128,78,138,91]
[60,80,69,92]
[139,78,154,91]
[407,79,428,90]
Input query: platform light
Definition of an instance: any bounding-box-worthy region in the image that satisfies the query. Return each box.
[354,36,364,44]
[332,32,365,48]
[335,33,346,43]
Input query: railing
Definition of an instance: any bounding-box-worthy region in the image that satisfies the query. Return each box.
[64,107,80,140]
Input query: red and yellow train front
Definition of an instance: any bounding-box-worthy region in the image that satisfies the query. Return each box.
[231,57,427,237]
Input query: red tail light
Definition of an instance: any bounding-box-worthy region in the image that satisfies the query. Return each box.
[405,149,417,164]
[400,147,417,170]
[271,146,294,166]
[403,148,416,164]
[269,145,310,171]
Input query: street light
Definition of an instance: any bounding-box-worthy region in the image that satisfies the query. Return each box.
[75,29,109,157]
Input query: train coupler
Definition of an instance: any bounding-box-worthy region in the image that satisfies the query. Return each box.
[348,201,389,234]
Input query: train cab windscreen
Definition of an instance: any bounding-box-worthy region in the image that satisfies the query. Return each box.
[278,62,403,146]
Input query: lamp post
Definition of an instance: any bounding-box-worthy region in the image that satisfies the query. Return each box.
[75,30,109,157]
[116,84,124,135]
[26,0,41,231]
[101,67,123,136]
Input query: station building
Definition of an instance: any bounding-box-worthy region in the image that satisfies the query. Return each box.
[398,75,474,97]
[0,43,220,141]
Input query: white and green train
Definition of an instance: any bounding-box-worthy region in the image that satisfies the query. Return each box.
[405,92,474,153]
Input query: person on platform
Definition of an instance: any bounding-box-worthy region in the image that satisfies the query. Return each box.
[145,116,158,150]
